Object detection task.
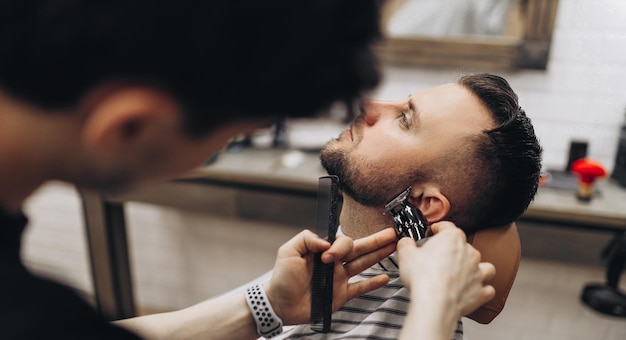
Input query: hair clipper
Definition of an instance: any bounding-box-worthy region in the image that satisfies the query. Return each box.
[384,187,429,243]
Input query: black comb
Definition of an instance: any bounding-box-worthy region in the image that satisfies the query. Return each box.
[310,175,340,333]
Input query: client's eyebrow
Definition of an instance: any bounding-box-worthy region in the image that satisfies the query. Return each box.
[408,95,421,130]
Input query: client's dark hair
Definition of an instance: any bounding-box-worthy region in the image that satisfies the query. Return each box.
[0,0,382,136]
[446,73,542,233]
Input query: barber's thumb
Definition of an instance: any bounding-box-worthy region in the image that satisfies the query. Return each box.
[397,237,418,252]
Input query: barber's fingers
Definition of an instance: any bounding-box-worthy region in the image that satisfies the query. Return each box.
[477,262,496,305]
[276,229,331,258]
[340,274,390,305]
[481,284,496,305]
[459,262,496,316]
[339,228,397,263]
[467,242,482,263]
[464,282,496,315]
[429,221,467,240]
[396,236,418,253]
[319,228,397,264]
[341,242,396,277]
[326,229,396,277]
[277,228,397,264]
[277,228,376,259]
[462,283,496,317]
[321,236,353,263]
[480,262,496,283]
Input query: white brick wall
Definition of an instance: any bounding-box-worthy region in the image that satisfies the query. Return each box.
[21,0,626,312]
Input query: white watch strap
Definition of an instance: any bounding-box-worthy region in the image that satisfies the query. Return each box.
[245,284,283,338]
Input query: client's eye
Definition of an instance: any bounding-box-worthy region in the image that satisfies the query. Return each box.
[399,112,410,128]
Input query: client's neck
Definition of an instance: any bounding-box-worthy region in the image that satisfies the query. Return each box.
[339,194,394,239]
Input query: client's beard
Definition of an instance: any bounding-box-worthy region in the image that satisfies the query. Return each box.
[320,145,410,207]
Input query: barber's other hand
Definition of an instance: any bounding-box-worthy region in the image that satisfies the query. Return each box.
[265,228,397,325]
[397,221,496,320]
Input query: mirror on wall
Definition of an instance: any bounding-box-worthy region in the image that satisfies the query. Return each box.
[375,0,559,70]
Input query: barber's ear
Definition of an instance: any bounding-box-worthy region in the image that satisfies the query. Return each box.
[408,187,450,223]
[81,86,180,151]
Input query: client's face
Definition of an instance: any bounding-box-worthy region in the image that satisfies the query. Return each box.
[320,83,493,207]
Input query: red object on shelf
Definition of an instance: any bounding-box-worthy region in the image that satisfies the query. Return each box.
[571,158,607,201]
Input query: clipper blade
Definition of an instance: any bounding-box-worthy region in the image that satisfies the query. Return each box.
[384,187,411,215]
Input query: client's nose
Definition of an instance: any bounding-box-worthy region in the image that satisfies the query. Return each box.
[361,100,382,126]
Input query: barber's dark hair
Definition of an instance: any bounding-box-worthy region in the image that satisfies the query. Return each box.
[0,0,382,136]
[447,73,542,233]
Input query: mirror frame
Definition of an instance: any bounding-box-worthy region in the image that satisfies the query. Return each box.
[375,0,559,70]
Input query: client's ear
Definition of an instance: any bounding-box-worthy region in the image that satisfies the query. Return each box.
[408,186,450,223]
[81,86,180,152]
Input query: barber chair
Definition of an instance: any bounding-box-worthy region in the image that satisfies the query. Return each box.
[580,230,626,317]
[466,223,521,324]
